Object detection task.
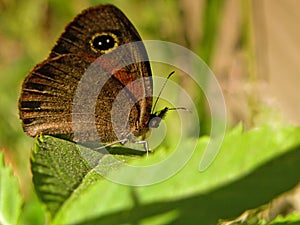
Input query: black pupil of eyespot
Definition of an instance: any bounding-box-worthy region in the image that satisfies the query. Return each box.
[92,35,115,51]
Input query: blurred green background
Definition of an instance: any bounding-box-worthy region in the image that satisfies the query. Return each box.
[1,0,300,224]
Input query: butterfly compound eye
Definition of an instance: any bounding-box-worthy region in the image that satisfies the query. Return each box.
[90,32,119,53]
[148,116,162,128]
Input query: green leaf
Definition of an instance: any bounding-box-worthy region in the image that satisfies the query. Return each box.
[30,135,97,216]
[30,135,142,217]
[46,125,300,225]
[269,213,300,224]
[0,152,23,225]
[19,193,46,225]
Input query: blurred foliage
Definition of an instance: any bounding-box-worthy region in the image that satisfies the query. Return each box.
[0,153,22,225]
[0,0,299,224]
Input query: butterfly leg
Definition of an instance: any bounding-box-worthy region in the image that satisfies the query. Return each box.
[134,140,150,156]
[94,138,128,150]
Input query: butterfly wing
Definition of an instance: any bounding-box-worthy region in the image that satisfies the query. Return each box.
[19,55,86,140]
[49,5,143,58]
[19,54,143,142]
[19,5,152,143]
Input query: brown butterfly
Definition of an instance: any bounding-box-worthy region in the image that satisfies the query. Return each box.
[18,4,169,148]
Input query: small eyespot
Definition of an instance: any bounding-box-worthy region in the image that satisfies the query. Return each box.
[90,32,119,53]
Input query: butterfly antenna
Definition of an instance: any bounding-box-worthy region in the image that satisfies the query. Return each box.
[151,71,175,113]
[168,107,192,112]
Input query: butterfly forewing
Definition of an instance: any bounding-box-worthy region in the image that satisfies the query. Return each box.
[19,4,153,144]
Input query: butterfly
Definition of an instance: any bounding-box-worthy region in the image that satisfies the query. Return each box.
[18,4,170,149]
